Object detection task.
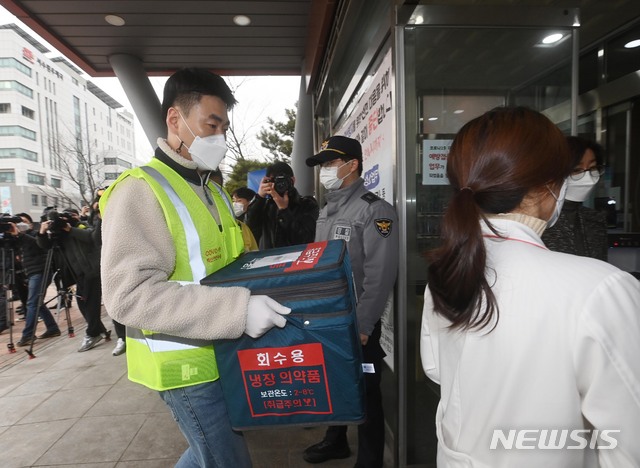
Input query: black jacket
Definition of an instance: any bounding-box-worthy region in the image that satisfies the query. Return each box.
[37,219,102,281]
[541,200,608,261]
[17,229,48,277]
[246,188,319,249]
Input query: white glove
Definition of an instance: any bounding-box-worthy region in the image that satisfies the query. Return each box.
[245,295,291,338]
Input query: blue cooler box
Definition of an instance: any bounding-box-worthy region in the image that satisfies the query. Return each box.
[200,240,365,430]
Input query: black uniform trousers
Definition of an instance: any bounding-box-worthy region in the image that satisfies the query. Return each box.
[325,321,385,468]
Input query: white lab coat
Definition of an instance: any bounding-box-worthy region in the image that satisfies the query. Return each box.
[421,217,640,468]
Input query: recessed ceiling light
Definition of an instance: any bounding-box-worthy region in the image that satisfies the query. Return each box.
[542,33,564,44]
[428,117,438,121]
[453,109,464,114]
[105,14,125,27]
[624,39,640,49]
[233,15,251,26]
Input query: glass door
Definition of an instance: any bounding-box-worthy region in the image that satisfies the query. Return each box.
[397,6,576,465]
[602,101,640,232]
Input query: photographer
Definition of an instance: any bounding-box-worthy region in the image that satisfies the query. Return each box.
[246,161,319,248]
[5,214,61,346]
[37,208,109,352]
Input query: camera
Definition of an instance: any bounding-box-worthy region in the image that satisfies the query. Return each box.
[43,209,73,234]
[0,214,22,246]
[0,214,22,234]
[267,175,293,196]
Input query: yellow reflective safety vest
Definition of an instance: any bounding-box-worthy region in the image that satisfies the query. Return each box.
[100,157,244,391]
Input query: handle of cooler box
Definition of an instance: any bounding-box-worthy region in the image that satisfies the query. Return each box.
[282,309,351,329]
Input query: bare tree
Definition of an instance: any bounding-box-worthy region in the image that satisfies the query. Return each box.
[225,77,272,163]
[41,134,108,209]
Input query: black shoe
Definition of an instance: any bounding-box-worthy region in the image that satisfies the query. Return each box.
[38,329,61,339]
[17,337,36,347]
[303,438,350,464]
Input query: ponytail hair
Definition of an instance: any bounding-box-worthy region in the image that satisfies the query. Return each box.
[427,107,572,331]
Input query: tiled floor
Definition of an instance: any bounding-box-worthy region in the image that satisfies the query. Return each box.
[1,293,383,467]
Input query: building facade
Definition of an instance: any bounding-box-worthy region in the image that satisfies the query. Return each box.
[0,24,135,219]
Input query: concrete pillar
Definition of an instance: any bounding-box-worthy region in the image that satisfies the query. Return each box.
[108,54,164,148]
[291,73,315,197]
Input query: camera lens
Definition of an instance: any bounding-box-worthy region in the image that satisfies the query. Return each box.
[273,175,292,196]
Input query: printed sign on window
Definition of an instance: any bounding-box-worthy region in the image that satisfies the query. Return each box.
[422,139,452,185]
[237,343,332,417]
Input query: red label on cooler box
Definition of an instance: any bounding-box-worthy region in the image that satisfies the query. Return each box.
[283,241,327,272]
[237,343,333,417]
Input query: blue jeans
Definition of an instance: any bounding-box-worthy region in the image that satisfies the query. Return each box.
[160,380,252,468]
[21,273,59,340]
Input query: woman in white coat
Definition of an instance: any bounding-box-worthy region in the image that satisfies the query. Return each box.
[420,107,640,468]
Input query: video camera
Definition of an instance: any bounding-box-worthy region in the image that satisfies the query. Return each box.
[0,214,22,247]
[0,214,22,234]
[41,207,76,234]
[266,175,293,196]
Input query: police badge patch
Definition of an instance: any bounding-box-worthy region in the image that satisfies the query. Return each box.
[374,218,392,238]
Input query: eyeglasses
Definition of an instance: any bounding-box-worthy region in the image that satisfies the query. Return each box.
[569,165,605,181]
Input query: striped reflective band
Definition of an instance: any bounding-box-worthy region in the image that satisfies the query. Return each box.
[210,182,235,218]
[127,327,210,352]
[141,166,206,281]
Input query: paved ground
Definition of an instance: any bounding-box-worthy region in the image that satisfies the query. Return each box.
[0,291,376,468]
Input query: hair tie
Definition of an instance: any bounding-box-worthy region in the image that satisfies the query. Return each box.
[460,186,474,194]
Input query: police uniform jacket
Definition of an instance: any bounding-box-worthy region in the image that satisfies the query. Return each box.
[315,177,399,337]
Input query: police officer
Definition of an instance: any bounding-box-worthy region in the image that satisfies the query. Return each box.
[304,136,399,467]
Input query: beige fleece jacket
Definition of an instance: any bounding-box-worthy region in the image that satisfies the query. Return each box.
[100,138,250,340]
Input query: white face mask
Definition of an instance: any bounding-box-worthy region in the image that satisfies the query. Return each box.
[319,161,350,191]
[232,202,245,217]
[178,112,227,171]
[16,222,30,232]
[565,172,599,202]
[546,179,568,228]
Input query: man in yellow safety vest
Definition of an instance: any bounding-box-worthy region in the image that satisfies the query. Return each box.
[100,68,290,467]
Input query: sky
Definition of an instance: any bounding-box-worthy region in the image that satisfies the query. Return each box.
[0,7,300,167]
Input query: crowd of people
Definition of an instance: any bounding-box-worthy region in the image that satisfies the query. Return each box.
[1,193,126,356]
[2,66,639,468]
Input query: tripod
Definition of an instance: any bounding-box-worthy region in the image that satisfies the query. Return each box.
[43,267,77,337]
[1,247,17,354]
[24,240,74,359]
